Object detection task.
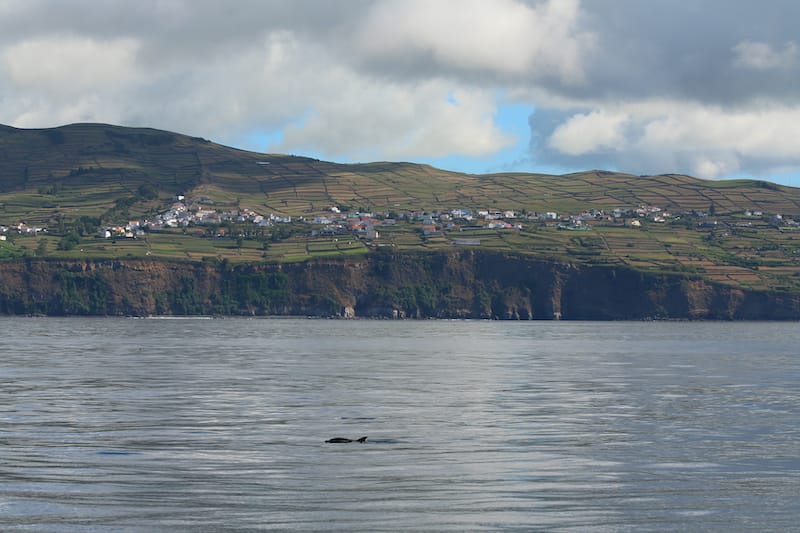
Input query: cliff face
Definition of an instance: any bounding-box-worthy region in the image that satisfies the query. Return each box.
[1,252,798,319]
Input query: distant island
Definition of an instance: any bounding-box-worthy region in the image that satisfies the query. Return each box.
[1,123,799,319]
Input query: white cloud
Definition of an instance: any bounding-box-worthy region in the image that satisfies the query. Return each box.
[3,36,141,94]
[690,155,741,180]
[547,110,629,155]
[356,0,593,84]
[163,33,515,159]
[732,40,799,70]
[10,94,113,128]
[635,104,800,159]
[0,35,146,128]
[274,81,515,160]
[542,101,800,178]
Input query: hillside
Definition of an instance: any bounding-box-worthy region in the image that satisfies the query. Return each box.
[3,122,800,222]
[2,122,800,315]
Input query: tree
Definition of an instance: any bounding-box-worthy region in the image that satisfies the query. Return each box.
[137,183,159,201]
[58,231,81,251]
[36,239,48,257]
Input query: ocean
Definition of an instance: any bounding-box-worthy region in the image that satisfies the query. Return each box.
[2,318,799,531]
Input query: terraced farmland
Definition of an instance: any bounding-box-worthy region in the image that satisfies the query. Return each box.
[3,123,800,293]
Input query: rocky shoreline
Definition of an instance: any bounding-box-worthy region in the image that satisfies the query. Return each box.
[1,251,799,320]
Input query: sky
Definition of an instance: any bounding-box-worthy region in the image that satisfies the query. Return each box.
[2,0,800,186]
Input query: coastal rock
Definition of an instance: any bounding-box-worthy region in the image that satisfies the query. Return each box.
[0,252,798,319]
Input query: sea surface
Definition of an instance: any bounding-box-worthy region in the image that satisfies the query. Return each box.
[1,318,799,532]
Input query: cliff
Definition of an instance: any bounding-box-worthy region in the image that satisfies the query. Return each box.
[1,251,798,320]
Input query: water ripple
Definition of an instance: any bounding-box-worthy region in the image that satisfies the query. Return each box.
[1,318,799,531]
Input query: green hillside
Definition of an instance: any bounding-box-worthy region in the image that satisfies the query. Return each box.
[3,122,799,221]
[2,123,800,293]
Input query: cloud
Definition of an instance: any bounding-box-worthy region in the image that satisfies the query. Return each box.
[0,0,799,182]
[522,1,800,180]
[0,34,145,127]
[547,110,629,156]
[3,36,141,94]
[732,40,799,70]
[355,0,594,84]
[275,83,515,160]
[0,0,532,160]
[533,101,800,178]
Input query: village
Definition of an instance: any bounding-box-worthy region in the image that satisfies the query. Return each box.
[0,222,47,241]
[94,196,288,240]
[94,197,675,242]
[82,192,800,246]
[2,194,799,246]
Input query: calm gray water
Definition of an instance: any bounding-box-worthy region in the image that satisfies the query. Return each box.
[1,318,799,532]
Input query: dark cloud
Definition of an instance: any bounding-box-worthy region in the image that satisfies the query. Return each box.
[571,0,800,105]
[0,1,369,61]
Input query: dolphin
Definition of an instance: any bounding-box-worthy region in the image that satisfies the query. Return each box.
[325,436,368,443]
